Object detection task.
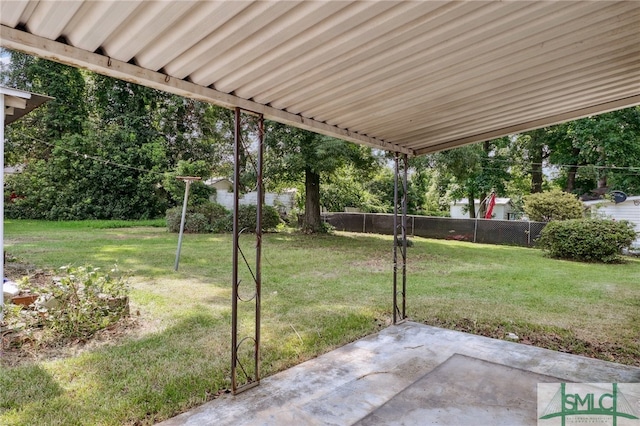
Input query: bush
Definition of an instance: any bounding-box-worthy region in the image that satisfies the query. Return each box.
[166,207,206,233]
[197,203,232,233]
[166,203,281,233]
[183,212,209,233]
[237,205,282,232]
[537,219,637,263]
[523,190,584,222]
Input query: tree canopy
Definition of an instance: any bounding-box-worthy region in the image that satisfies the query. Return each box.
[3,50,638,225]
[265,123,380,232]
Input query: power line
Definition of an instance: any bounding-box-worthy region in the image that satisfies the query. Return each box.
[481,156,640,172]
[10,131,640,180]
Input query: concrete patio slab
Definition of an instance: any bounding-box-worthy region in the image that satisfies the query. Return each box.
[158,322,640,426]
[355,354,561,425]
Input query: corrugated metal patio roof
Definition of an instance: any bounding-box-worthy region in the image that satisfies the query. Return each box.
[2,1,639,156]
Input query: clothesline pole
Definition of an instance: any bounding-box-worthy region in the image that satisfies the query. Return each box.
[174,176,201,271]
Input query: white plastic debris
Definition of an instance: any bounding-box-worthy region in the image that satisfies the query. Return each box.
[3,280,20,301]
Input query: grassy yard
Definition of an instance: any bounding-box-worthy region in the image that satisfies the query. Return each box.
[1,220,639,425]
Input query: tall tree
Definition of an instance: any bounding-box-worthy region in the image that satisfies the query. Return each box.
[3,50,88,162]
[4,54,175,219]
[428,138,510,218]
[265,123,378,232]
[546,108,640,196]
[512,129,552,194]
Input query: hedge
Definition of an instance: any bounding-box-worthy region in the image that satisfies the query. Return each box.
[537,219,637,263]
[166,203,281,233]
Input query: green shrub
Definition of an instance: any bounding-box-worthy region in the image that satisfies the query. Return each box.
[320,221,335,234]
[523,190,584,222]
[166,207,197,233]
[197,203,232,233]
[237,205,282,232]
[183,212,209,233]
[166,203,281,233]
[537,219,637,263]
[166,205,228,233]
[45,265,129,340]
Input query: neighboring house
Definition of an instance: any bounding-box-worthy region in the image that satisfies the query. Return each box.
[450,198,515,220]
[206,178,297,216]
[583,195,640,248]
[204,177,233,192]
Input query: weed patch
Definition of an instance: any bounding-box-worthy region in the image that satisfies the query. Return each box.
[423,316,640,366]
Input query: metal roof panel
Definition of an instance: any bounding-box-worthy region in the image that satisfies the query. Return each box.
[1,1,639,155]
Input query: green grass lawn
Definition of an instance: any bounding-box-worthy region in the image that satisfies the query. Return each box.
[1,220,639,425]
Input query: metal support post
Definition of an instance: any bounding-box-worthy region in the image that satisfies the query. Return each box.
[231,108,241,393]
[393,154,398,323]
[254,116,263,386]
[401,153,408,320]
[231,107,263,394]
[393,153,408,324]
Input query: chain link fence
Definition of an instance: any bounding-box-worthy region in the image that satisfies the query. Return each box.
[322,213,547,247]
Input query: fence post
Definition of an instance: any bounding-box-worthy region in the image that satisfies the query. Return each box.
[363,212,366,233]
[473,217,478,243]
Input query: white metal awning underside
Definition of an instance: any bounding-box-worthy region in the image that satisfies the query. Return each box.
[1,85,52,125]
[2,1,640,156]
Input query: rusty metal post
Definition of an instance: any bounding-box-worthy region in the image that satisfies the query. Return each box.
[231,107,262,394]
[401,154,408,320]
[231,107,241,393]
[254,114,263,383]
[393,153,399,324]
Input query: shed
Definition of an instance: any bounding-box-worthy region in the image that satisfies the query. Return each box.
[450,198,514,220]
[583,196,640,248]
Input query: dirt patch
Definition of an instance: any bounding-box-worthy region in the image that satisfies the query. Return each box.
[352,258,389,273]
[1,316,140,367]
[2,261,159,367]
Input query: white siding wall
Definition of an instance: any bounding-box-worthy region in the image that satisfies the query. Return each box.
[212,191,296,215]
[450,204,469,219]
[450,200,512,219]
[588,197,640,247]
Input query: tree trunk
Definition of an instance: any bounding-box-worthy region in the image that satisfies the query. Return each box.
[565,166,577,193]
[477,141,490,217]
[303,167,322,232]
[565,147,581,193]
[597,147,607,190]
[530,138,544,193]
[468,188,476,219]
